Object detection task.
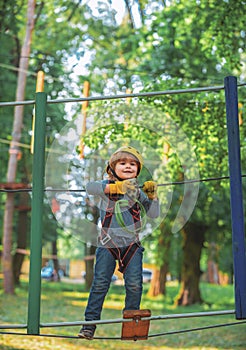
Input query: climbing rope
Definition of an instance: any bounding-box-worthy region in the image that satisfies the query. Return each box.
[115,199,147,234]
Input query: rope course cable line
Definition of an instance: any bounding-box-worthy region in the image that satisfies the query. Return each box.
[1,57,246,85]
[2,174,246,193]
[1,58,246,84]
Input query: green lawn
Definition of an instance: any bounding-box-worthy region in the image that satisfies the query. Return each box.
[0,278,245,350]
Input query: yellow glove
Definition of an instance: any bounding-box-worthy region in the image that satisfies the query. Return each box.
[143,181,158,199]
[109,180,136,195]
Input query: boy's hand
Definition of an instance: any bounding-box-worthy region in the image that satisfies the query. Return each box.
[143,181,158,199]
[125,178,139,200]
[109,179,137,195]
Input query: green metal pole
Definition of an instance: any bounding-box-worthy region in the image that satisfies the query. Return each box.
[27,92,47,334]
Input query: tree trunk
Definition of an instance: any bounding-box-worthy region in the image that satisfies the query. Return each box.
[207,242,219,284]
[13,187,30,285]
[2,192,15,293]
[148,268,161,296]
[84,201,99,290]
[148,264,167,297]
[148,221,171,297]
[2,0,36,294]
[52,240,60,282]
[85,245,96,290]
[123,0,135,29]
[175,222,206,306]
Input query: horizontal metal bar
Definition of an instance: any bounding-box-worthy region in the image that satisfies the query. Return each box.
[47,85,225,104]
[0,85,225,107]
[0,324,27,329]
[1,82,245,108]
[0,309,235,330]
[40,309,235,327]
[148,309,235,321]
[0,100,35,107]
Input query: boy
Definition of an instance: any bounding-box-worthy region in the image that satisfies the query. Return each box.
[78,146,159,339]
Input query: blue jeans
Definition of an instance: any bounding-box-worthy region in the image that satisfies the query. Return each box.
[84,245,144,321]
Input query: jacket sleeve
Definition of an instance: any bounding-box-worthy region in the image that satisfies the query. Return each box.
[86,180,107,196]
[139,191,160,219]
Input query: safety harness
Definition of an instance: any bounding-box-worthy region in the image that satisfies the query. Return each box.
[99,193,143,274]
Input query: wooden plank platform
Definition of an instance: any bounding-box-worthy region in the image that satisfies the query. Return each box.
[121,309,151,341]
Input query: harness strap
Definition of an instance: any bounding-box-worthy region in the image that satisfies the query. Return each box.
[108,242,140,273]
[100,194,141,274]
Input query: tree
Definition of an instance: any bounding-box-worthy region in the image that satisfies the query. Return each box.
[2,0,36,294]
[12,181,31,285]
[148,220,172,296]
[1,0,100,291]
[175,221,206,305]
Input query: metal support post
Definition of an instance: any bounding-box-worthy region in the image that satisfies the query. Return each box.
[224,76,246,319]
[27,92,47,333]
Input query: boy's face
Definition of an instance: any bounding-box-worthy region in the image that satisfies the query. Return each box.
[114,156,138,180]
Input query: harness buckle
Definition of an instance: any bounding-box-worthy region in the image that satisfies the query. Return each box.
[100,233,112,245]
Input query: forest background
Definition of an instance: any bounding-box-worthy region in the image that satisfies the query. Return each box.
[0,0,246,309]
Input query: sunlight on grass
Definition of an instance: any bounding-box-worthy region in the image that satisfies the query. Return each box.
[103,301,124,310]
[70,300,88,307]
[62,291,88,298]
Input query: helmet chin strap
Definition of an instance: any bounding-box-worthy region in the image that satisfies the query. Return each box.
[108,165,124,181]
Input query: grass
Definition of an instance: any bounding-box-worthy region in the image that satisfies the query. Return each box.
[0,277,246,350]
